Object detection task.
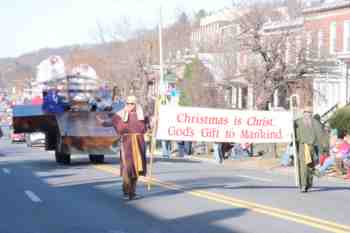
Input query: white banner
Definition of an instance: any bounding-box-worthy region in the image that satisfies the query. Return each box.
[156,106,294,143]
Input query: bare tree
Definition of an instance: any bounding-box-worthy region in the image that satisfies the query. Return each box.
[231,2,318,109]
[89,10,194,109]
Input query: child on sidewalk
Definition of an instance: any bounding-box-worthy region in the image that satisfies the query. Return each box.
[342,134,350,180]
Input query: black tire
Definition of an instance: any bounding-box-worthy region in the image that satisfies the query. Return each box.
[61,153,71,165]
[55,150,71,164]
[55,135,71,165]
[89,154,104,164]
[55,150,63,163]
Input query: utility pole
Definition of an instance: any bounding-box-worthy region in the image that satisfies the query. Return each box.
[158,6,164,96]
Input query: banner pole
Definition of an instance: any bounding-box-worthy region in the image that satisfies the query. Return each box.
[148,6,164,191]
[148,134,154,190]
[148,98,159,191]
[290,96,300,187]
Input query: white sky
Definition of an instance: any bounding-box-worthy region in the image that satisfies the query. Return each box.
[1,0,231,58]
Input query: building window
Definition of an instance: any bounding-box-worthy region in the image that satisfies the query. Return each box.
[306,32,312,58]
[231,86,237,108]
[242,87,248,109]
[330,21,337,54]
[296,35,301,63]
[224,87,232,107]
[318,30,323,58]
[285,39,290,63]
[236,52,241,74]
[344,21,350,52]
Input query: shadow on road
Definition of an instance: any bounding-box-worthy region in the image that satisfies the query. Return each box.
[224,185,350,192]
[0,157,250,233]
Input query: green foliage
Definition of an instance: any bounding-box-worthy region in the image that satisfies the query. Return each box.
[196,9,207,20]
[178,61,194,106]
[194,9,208,26]
[329,106,350,132]
[178,91,192,106]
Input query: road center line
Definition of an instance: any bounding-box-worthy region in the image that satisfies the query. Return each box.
[235,174,272,182]
[2,168,11,174]
[24,190,42,203]
[94,165,350,233]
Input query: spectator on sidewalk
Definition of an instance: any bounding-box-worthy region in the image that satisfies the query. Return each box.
[161,140,172,158]
[184,141,193,156]
[222,143,233,159]
[343,157,350,180]
[213,142,224,164]
[230,143,250,160]
[315,129,348,177]
[280,143,294,167]
[177,141,185,157]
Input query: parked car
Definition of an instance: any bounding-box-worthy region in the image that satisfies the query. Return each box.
[25,132,45,147]
[11,132,25,143]
[0,125,12,139]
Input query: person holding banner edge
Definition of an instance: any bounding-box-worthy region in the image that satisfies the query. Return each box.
[294,106,327,193]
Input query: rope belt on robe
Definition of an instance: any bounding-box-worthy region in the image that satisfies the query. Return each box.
[304,144,313,165]
[124,133,144,177]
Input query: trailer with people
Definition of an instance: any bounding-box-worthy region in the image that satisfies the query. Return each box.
[12,56,122,164]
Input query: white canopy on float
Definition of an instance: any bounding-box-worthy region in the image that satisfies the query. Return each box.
[71,64,98,79]
[35,57,101,103]
[68,64,99,102]
[36,56,66,83]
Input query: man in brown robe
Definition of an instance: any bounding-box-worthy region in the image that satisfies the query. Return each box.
[98,96,147,200]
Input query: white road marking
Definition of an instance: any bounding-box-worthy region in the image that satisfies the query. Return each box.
[24,190,42,203]
[235,175,272,182]
[2,168,11,174]
[107,230,127,233]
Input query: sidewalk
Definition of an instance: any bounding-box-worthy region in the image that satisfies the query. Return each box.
[190,153,288,170]
[186,153,350,183]
[151,148,349,182]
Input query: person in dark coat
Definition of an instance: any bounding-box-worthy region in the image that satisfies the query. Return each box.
[98,95,147,200]
[294,106,326,193]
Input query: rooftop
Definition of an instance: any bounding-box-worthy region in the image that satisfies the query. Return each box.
[200,7,247,26]
[263,17,304,32]
[303,0,350,14]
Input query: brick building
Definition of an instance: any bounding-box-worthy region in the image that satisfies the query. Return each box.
[191,1,350,113]
[191,7,294,110]
[303,0,350,115]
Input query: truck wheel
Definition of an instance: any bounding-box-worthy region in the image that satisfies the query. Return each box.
[55,134,71,165]
[55,151,71,165]
[55,150,63,163]
[61,153,71,165]
[89,154,104,164]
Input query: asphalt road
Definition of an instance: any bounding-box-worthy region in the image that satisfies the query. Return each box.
[0,139,349,233]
